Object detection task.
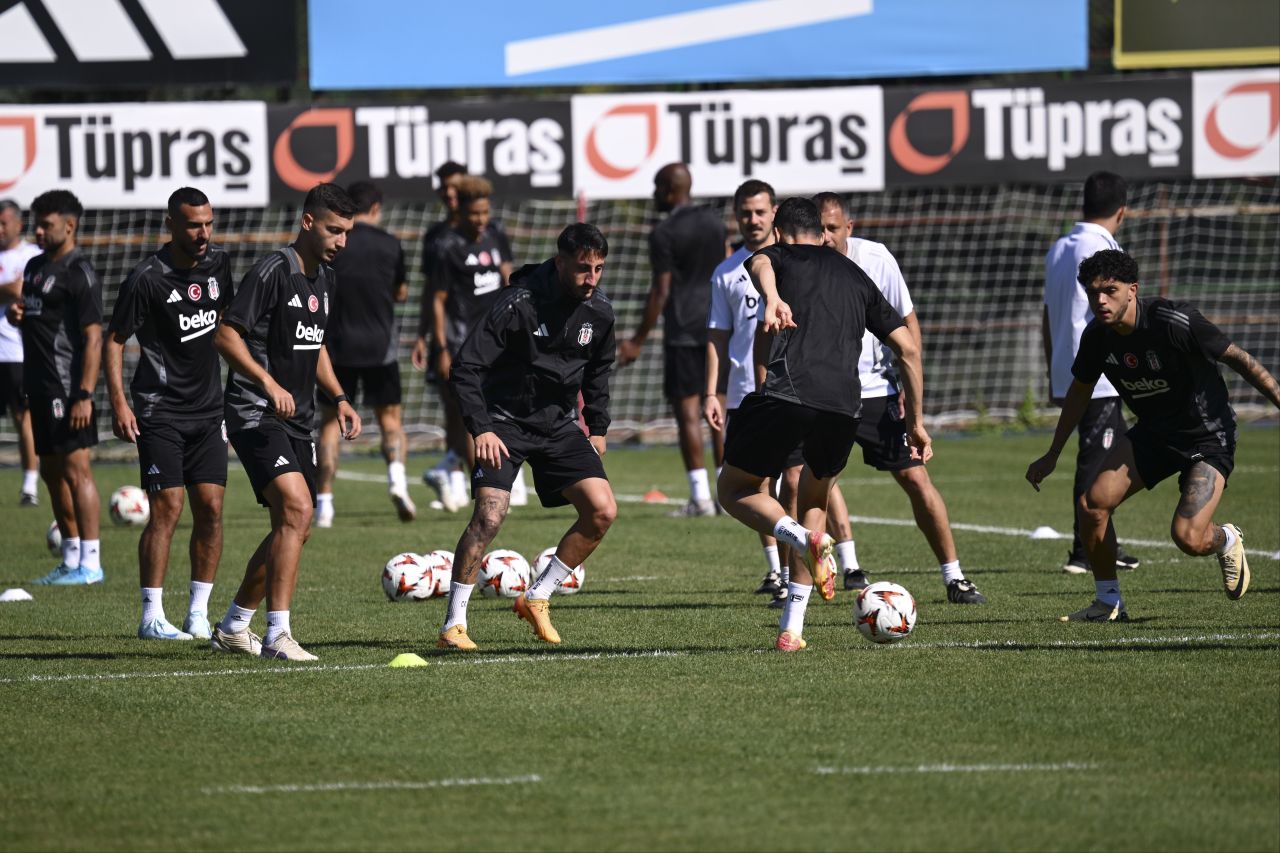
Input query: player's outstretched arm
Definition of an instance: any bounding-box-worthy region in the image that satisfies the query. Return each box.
[746,255,793,333]
[618,271,669,367]
[885,325,930,463]
[1025,379,1094,491]
[1219,343,1280,409]
[103,332,139,442]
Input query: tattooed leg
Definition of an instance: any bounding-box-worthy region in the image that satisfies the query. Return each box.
[451,487,511,584]
[1170,463,1226,556]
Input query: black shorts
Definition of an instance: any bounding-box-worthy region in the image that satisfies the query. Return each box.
[0,362,25,416]
[138,416,228,492]
[229,423,317,508]
[28,395,98,457]
[1127,423,1235,492]
[853,395,921,472]
[318,362,402,408]
[471,419,607,508]
[663,345,706,401]
[724,393,858,480]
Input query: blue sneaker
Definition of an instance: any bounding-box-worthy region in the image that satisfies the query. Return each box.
[182,611,212,640]
[138,617,193,640]
[33,564,104,586]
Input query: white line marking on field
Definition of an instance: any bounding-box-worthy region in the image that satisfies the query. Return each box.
[335,470,398,484]
[593,575,659,582]
[814,762,1097,776]
[204,774,542,796]
[904,631,1280,651]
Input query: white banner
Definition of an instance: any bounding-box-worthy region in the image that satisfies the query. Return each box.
[1192,68,1280,179]
[0,102,268,209]
[571,87,884,199]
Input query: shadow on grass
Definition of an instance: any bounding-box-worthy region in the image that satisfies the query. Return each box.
[0,650,156,661]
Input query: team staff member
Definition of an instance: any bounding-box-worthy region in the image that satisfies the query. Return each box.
[105,187,233,641]
[211,183,362,662]
[8,190,106,585]
[315,181,414,527]
[0,199,42,506]
[436,223,616,651]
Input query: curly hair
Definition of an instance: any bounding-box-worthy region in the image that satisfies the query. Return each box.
[1077,249,1139,288]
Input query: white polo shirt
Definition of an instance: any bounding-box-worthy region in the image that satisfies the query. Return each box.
[1044,222,1120,399]
[846,237,913,400]
[706,245,759,409]
[0,240,41,363]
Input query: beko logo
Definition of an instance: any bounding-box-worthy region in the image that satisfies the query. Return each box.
[178,309,217,332]
[295,322,325,343]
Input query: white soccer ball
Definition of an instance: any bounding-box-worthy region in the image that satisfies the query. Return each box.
[109,485,150,526]
[853,581,917,645]
[532,546,586,596]
[381,552,433,602]
[423,549,454,598]
[46,520,62,556]
[479,549,530,598]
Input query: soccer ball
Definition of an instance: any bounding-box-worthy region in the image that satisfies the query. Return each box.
[422,549,454,598]
[381,552,433,602]
[532,546,585,595]
[853,581,917,645]
[109,485,150,526]
[479,549,530,598]
[46,520,62,556]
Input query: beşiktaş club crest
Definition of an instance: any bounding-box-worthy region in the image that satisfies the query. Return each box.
[208,277,220,300]
[39,273,55,294]
[577,323,593,346]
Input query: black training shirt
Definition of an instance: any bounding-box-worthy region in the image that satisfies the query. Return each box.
[1073,297,1235,445]
[20,248,103,398]
[109,244,234,420]
[328,222,405,367]
[431,226,512,354]
[753,243,904,418]
[649,204,726,347]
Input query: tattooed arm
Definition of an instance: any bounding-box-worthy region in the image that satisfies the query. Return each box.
[1218,344,1280,409]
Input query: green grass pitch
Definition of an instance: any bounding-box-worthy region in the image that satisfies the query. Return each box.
[1,430,1277,852]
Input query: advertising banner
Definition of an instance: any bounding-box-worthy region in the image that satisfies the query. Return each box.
[571,87,884,199]
[883,78,1192,187]
[0,102,269,209]
[268,101,572,201]
[1115,0,1279,69]
[1192,68,1280,178]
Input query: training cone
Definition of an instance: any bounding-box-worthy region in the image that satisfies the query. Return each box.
[643,488,668,503]
[388,653,429,668]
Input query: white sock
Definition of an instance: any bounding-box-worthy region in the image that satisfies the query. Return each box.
[528,555,572,600]
[449,470,469,501]
[265,610,291,645]
[189,581,213,615]
[80,539,101,570]
[1095,579,1122,608]
[62,536,81,569]
[771,516,809,552]
[443,582,474,631]
[780,582,811,635]
[780,560,790,585]
[220,602,255,634]
[388,461,406,490]
[688,468,711,502]
[317,492,333,510]
[762,545,781,576]
[140,587,164,623]
[940,560,964,585]
[22,470,37,494]
[836,540,859,572]
[1217,526,1238,555]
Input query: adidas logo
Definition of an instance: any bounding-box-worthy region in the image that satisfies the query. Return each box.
[288,295,303,308]
[146,464,160,475]
[533,323,549,337]
[273,456,289,468]
[1105,353,1119,365]
[465,253,479,265]
[166,290,182,304]
[473,468,484,479]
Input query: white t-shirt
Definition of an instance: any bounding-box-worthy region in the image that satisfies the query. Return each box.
[846,237,913,399]
[0,241,41,363]
[706,245,760,409]
[1043,221,1120,399]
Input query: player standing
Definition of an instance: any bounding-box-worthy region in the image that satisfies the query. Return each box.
[436,223,616,651]
[718,199,928,651]
[0,199,42,506]
[1026,250,1280,621]
[8,190,105,584]
[211,184,362,661]
[618,163,728,517]
[1043,172,1141,575]
[104,187,233,640]
[315,181,414,527]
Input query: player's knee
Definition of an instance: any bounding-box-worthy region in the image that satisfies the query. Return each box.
[279,497,313,534]
[469,506,507,541]
[1170,520,1210,556]
[1078,492,1111,525]
[585,500,616,537]
[150,491,184,527]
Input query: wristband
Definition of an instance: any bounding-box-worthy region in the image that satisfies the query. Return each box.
[333,394,350,405]
[72,388,92,402]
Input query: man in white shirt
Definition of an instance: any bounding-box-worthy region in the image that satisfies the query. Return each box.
[814,193,987,605]
[0,200,43,506]
[1043,172,1140,575]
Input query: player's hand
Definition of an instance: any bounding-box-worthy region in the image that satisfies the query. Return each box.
[762,298,796,334]
[896,394,905,420]
[616,338,643,368]
[263,377,295,419]
[111,403,141,443]
[1025,451,1059,492]
[906,423,932,464]
[436,349,452,381]
[69,398,92,431]
[337,401,361,440]
[411,337,428,371]
[6,302,22,325]
[474,431,509,471]
[589,434,607,457]
[703,394,725,433]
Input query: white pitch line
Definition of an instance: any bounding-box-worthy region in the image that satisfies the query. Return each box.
[901,631,1280,651]
[204,774,541,796]
[815,762,1097,776]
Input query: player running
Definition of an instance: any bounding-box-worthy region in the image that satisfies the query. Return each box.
[436,223,616,651]
[0,199,42,507]
[1026,249,1280,621]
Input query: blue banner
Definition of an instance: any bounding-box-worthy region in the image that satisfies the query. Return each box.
[309,0,1087,90]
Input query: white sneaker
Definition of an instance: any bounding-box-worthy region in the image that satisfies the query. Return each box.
[182,611,212,639]
[390,485,417,522]
[1217,523,1249,600]
[210,624,263,656]
[315,501,334,528]
[510,470,529,507]
[424,467,463,513]
[260,632,318,661]
[138,617,193,641]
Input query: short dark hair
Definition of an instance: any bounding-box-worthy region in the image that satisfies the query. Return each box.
[167,187,209,219]
[557,222,608,258]
[31,189,83,221]
[811,191,849,219]
[0,199,20,217]
[1077,249,1139,288]
[774,197,822,238]
[346,181,382,214]
[303,182,357,219]
[733,180,776,210]
[1083,171,1127,220]
[435,161,466,182]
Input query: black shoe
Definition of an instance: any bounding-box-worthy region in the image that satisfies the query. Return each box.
[946,579,987,604]
[754,573,782,595]
[843,569,869,590]
[1062,553,1090,575]
[1115,551,1140,571]
[767,586,787,609]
